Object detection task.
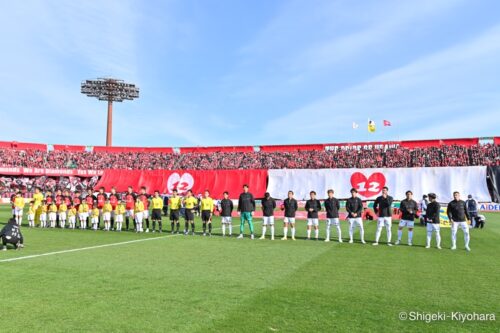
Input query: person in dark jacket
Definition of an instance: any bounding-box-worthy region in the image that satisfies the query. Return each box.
[346,188,365,244]
[219,192,234,237]
[425,193,441,249]
[281,191,298,241]
[324,189,342,243]
[447,191,471,251]
[1,218,24,251]
[373,187,394,246]
[237,185,255,239]
[260,192,276,240]
[305,191,321,240]
[396,190,418,246]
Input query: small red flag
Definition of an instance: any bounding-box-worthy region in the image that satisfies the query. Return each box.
[383,120,391,126]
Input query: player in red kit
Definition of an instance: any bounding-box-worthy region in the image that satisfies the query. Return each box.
[108,187,120,230]
[85,189,96,229]
[124,186,137,231]
[96,187,108,228]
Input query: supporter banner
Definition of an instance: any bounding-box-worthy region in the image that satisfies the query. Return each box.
[487,166,500,203]
[478,203,500,212]
[96,169,268,198]
[0,167,103,177]
[267,166,490,202]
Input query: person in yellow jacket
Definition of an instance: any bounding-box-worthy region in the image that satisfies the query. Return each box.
[169,189,182,234]
[134,198,145,232]
[59,202,68,229]
[48,202,58,228]
[27,201,35,228]
[183,190,198,235]
[32,187,44,224]
[115,201,126,232]
[13,192,25,226]
[39,201,48,228]
[91,206,100,231]
[78,201,89,230]
[102,199,113,231]
[67,205,77,229]
[200,190,214,236]
[151,190,164,233]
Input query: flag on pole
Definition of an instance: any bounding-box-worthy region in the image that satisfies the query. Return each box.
[368,119,376,133]
[383,120,392,126]
[352,122,359,129]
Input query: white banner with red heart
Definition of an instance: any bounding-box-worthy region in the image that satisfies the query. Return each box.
[267,166,490,202]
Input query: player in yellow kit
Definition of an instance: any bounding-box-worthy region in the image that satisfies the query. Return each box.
[13,192,25,225]
[78,201,89,230]
[91,206,100,231]
[151,190,164,233]
[183,190,198,235]
[169,189,181,234]
[68,205,77,229]
[32,187,44,224]
[59,201,68,229]
[102,199,113,231]
[48,202,58,228]
[134,197,145,232]
[27,201,35,228]
[200,190,214,236]
[115,201,126,232]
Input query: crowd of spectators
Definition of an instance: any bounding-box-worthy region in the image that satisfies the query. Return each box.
[0,144,498,171]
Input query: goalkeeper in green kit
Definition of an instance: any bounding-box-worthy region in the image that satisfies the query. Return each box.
[237,184,255,240]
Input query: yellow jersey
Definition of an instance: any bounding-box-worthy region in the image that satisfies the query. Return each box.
[91,208,100,218]
[201,197,214,211]
[14,197,25,209]
[49,204,58,213]
[151,197,163,209]
[184,196,197,209]
[33,193,44,207]
[41,205,48,213]
[116,204,126,215]
[103,203,113,213]
[169,196,181,210]
[135,201,144,213]
[28,206,35,215]
[68,208,77,217]
[79,203,89,213]
[59,203,67,212]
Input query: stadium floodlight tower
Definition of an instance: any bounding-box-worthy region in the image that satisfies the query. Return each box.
[81,78,139,146]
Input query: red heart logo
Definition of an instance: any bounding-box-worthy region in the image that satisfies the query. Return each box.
[350,172,386,198]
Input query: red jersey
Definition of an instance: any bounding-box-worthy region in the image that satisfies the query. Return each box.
[10,194,16,209]
[96,193,107,209]
[124,192,136,210]
[46,196,54,205]
[55,195,63,208]
[64,196,72,206]
[73,196,82,209]
[86,195,96,209]
[138,193,150,210]
[109,193,119,209]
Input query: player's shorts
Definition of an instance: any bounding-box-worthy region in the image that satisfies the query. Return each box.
[185,209,194,221]
[59,212,67,220]
[28,213,35,221]
[262,216,275,225]
[426,223,440,232]
[201,210,211,222]
[307,218,319,226]
[40,213,47,221]
[283,217,295,224]
[126,209,134,217]
[221,216,232,224]
[399,219,414,228]
[135,212,144,223]
[348,217,363,227]
[91,217,99,224]
[14,207,23,217]
[152,209,162,220]
[48,212,57,221]
[142,210,149,219]
[103,212,111,221]
[170,210,180,221]
[68,216,76,224]
[377,217,392,228]
[115,215,124,223]
[451,221,469,232]
[327,218,340,226]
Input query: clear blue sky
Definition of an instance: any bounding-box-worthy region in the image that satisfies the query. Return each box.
[0,0,499,147]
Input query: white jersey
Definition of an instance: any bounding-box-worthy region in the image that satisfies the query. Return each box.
[419,199,428,214]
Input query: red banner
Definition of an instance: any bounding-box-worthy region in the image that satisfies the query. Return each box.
[53,144,86,152]
[494,137,500,146]
[0,167,103,177]
[95,169,268,198]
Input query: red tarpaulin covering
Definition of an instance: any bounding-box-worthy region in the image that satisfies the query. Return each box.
[96,169,268,198]
[0,167,102,177]
[93,146,173,153]
[53,144,86,152]
[259,144,326,152]
[0,141,47,150]
[494,137,500,146]
[180,146,254,153]
[401,138,479,148]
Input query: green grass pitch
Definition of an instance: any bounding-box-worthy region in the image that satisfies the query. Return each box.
[0,205,498,332]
